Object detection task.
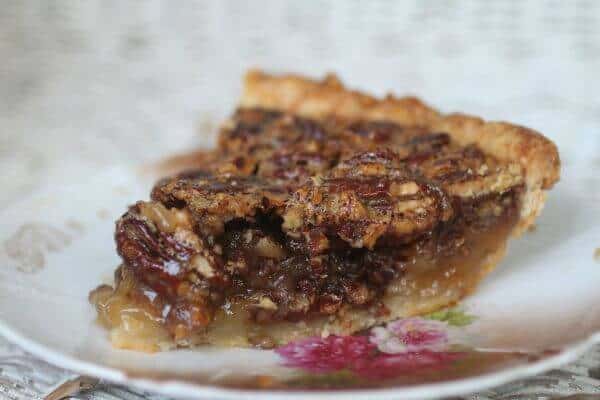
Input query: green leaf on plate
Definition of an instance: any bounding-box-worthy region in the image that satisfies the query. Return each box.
[425,308,476,327]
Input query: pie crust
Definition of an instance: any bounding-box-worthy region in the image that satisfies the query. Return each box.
[90,71,560,351]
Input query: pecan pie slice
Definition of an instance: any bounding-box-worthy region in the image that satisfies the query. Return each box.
[90,71,560,351]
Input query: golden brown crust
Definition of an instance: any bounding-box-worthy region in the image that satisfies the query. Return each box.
[240,69,560,234]
[242,70,441,126]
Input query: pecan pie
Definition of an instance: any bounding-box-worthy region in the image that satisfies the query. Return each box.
[90,71,560,351]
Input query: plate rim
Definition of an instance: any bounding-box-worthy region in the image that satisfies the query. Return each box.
[0,316,598,400]
[1,165,599,399]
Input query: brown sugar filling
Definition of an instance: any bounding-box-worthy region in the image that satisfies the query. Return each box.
[90,189,520,351]
[90,108,525,351]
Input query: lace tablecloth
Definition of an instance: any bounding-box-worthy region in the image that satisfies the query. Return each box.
[1,1,599,399]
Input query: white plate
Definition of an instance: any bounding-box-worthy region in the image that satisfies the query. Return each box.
[0,164,598,400]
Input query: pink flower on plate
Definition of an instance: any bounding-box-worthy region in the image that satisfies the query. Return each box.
[370,318,449,354]
[276,334,376,373]
[276,317,464,380]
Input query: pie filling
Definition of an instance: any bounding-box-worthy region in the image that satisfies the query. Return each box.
[91,108,524,351]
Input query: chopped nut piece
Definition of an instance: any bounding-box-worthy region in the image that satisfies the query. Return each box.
[190,255,215,278]
[255,237,286,260]
[256,296,278,310]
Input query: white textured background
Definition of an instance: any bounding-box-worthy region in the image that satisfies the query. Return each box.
[0,1,599,399]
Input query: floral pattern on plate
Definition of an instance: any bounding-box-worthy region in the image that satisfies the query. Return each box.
[274,311,475,386]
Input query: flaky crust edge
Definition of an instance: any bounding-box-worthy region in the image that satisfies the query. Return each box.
[240,69,561,235]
